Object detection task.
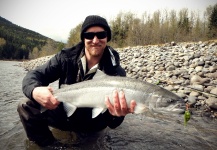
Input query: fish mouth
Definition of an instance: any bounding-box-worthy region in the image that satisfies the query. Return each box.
[164,102,186,114]
[167,97,186,113]
[154,99,186,114]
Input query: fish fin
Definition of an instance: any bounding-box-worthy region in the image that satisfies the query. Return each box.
[60,84,69,89]
[101,108,107,114]
[92,69,107,80]
[92,107,106,118]
[63,102,77,117]
[40,106,47,113]
[134,103,148,114]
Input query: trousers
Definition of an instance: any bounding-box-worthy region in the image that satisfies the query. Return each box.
[17,99,108,146]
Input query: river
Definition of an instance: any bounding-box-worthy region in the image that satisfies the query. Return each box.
[0,61,216,150]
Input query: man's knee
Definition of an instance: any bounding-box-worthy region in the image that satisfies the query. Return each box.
[17,98,29,113]
[17,98,40,120]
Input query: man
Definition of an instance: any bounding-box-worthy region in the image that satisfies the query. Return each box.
[18,15,136,147]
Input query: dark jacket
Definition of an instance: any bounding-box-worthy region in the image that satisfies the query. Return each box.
[22,42,126,131]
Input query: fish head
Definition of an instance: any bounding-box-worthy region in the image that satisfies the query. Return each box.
[149,90,186,114]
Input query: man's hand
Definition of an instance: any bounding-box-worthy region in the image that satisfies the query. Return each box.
[105,90,136,117]
[32,86,60,110]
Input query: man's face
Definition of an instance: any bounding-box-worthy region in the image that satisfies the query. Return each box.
[84,26,107,58]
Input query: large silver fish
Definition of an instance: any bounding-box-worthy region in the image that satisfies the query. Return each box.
[45,70,185,118]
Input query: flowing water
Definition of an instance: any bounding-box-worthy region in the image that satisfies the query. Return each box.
[0,61,216,150]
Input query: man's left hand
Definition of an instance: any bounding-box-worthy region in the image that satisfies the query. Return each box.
[105,90,136,117]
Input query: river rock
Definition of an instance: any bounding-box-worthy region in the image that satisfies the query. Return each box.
[190,75,210,85]
[205,72,217,78]
[209,65,217,72]
[206,97,217,110]
[210,88,217,95]
[188,85,204,91]
[195,66,203,72]
[189,91,200,97]
[187,96,197,106]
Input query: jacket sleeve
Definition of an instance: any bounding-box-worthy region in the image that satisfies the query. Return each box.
[103,110,125,129]
[22,53,62,101]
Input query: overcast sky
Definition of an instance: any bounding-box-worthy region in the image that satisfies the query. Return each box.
[0,0,216,42]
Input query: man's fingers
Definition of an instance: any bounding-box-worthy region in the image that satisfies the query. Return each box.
[47,87,60,109]
[130,100,136,113]
[105,96,112,108]
[47,86,53,94]
[106,90,137,116]
[119,91,128,114]
[113,91,120,109]
[105,96,115,115]
[41,97,53,109]
[113,90,122,116]
[50,96,60,108]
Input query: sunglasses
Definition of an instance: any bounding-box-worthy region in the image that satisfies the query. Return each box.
[83,31,107,40]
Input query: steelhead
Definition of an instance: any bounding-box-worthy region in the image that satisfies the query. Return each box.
[43,70,185,118]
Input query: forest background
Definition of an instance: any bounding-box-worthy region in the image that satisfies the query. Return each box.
[0,3,217,60]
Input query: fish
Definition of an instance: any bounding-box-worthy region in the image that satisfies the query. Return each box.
[42,69,185,118]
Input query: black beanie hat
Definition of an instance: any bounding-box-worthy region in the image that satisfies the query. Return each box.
[81,15,111,42]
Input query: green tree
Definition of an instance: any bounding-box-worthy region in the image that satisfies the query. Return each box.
[0,38,6,58]
[208,3,217,38]
[0,16,62,60]
[110,12,132,47]
[65,4,216,48]
[67,23,82,47]
[127,18,144,46]
[160,9,170,43]
[30,47,39,59]
[177,8,191,41]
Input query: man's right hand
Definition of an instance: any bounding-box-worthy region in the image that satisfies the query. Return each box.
[32,86,60,110]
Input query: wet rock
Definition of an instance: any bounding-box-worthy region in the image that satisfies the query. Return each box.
[190,75,210,85]
[188,85,204,91]
[210,88,217,95]
[197,61,205,66]
[189,91,200,97]
[164,85,174,91]
[205,72,217,78]
[206,97,217,110]
[204,86,214,93]
[176,92,186,98]
[209,65,217,72]
[166,65,176,71]
[195,66,203,72]
[187,96,197,106]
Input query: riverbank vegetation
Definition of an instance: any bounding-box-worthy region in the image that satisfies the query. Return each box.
[67,4,217,48]
[0,17,64,60]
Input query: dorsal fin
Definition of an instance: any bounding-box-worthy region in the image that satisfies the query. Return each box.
[92,69,107,80]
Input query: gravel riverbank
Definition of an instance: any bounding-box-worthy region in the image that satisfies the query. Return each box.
[20,40,217,118]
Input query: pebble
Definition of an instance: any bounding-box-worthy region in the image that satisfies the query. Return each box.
[188,96,197,106]
[206,97,217,109]
[210,88,217,95]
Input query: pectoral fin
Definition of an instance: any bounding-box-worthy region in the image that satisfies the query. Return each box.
[40,106,47,113]
[92,107,107,118]
[134,103,148,114]
[92,69,107,80]
[63,102,77,117]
